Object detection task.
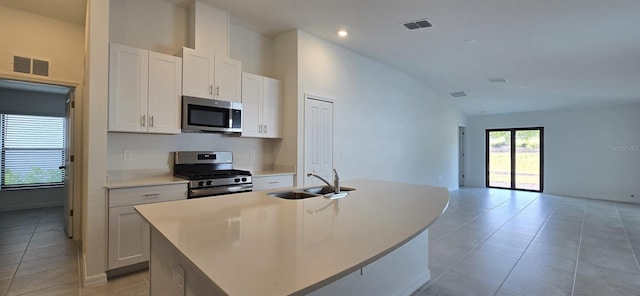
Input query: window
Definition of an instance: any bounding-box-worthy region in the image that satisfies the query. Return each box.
[1,114,65,188]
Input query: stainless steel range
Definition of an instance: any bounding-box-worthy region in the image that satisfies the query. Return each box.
[173,151,252,198]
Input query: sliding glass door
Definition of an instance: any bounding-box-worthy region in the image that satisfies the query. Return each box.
[486,127,543,192]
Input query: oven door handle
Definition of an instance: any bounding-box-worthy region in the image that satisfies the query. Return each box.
[189,184,253,198]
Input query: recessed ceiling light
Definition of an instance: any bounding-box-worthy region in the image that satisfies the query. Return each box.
[464,39,477,44]
[338,30,348,37]
[450,91,467,98]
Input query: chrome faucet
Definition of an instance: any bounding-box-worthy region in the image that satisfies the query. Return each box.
[307,169,340,194]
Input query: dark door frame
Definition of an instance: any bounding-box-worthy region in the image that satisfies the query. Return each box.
[486,127,544,192]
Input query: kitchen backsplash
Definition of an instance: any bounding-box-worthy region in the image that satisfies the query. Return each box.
[107,132,277,172]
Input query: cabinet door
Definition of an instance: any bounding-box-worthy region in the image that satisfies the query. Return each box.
[241,73,263,138]
[148,52,182,134]
[181,48,214,99]
[214,57,242,102]
[108,43,148,132]
[262,77,282,138]
[108,205,150,269]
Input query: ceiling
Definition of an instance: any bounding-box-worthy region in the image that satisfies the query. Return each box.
[5,0,640,115]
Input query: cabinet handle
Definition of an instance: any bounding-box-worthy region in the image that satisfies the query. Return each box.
[268,181,280,184]
[216,86,220,96]
[141,115,146,127]
[149,115,154,127]
[142,193,160,198]
[264,125,268,133]
[209,85,213,94]
[259,125,262,133]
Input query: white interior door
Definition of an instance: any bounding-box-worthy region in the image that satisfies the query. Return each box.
[63,89,75,238]
[304,97,334,186]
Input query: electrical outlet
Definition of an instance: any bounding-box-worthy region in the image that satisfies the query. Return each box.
[123,150,132,162]
[250,150,256,160]
[437,175,443,183]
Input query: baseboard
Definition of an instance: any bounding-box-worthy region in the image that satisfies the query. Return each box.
[394,270,430,296]
[81,253,107,287]
[0,201,64,212]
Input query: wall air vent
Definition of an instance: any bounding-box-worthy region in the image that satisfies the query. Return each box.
[12,56,50,77]
[32,59,50,76]
[450,91,467,98]
[403,18,432,30]
[13,56,31,74]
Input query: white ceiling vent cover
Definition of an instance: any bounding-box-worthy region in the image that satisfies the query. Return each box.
[403,18,432,30]
[450,91,468,98]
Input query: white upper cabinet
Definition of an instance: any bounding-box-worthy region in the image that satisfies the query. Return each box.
[148,52,182,134]
[109,43,182,134]
[241,73,282,138]
[180,47,241,102]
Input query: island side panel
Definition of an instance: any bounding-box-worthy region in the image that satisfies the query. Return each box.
[306,229,429,296]
[150,228,226,296]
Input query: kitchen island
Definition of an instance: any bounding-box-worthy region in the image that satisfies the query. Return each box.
[135,179,449,296]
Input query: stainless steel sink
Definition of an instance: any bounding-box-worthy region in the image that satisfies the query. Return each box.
[268,191,319,200]
[303,186,356,195]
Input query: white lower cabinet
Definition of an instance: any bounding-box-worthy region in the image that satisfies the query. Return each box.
[253,174,294,191]
[107,184,187,270]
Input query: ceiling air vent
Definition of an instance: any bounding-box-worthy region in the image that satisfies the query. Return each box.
[450,91,467,98]
[488,78,508,83]
[12,56,50,77]
[403,18,432,30]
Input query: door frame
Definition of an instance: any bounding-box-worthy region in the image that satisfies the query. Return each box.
[485,127,544,192]
[458,126,466,187]
[0,74,82,239]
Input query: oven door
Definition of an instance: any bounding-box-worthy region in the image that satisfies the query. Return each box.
[189,184,253,198]
[182,96,242,133]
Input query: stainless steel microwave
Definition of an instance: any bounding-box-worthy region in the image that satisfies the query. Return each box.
[182,96,243,133]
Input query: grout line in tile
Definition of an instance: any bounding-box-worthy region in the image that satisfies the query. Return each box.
[569,199,587,296]
[614,203,640,272]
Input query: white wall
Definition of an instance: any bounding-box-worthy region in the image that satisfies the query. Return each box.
[229,23,274,77]
[0,5,84,84]
[107,133,276,171]
[109,0,187,55]
[82,0,109,286]
[466,103,640,203]
[294,31,464,189]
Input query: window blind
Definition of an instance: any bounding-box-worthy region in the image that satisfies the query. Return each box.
[1,114,65,188]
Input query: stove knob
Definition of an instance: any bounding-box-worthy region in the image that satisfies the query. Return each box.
[198,181,205,187]
[234,178,240,183]
[206,180,213,186]
[241,178,247,182]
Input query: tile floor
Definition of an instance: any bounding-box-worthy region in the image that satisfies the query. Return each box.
[414,188,640,296]
[3,188,640,296]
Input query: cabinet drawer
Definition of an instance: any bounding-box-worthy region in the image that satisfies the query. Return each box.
[253,175,294,191]
[109,184,187,207]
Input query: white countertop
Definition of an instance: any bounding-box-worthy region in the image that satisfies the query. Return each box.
[105,170,188,189]
[135,179,449,295]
